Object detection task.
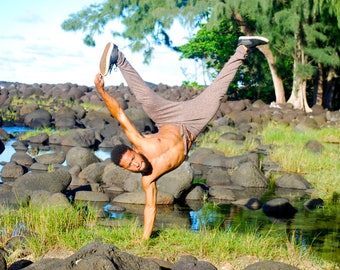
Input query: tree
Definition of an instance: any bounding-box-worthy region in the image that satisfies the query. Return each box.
[62,0,340,110]
[178,19,275,102]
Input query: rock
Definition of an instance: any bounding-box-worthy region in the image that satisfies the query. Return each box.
[0,140,4,155]
[156,161,193,199]
[35,151,66,165]
[25,133,49,145]
[185,185,206,201]
[244,260,300,270]
[304,140,324,153]
[21,241,163,270]
[113,191,174,205]
[295,117,320,131]
[61,129,96,147]
[275,173,313,190]
[205,168,231,187]
[65,147,100,169]
[74,191,110,203]
[303,198,324,211]
[224,153,259,169]
[8,259,33,270]
[326,110,340,122]
[11,141,28,151]
[10,151,34,168]
[78,162,106,184]
[101,162,131,189]
[232,198,263,210]
[217,132,245,143]
[1,162,25,179]
[0,128,10,141]
[208,186,236,201]
[24,109,52,128]
[30,190,71,209]
[230,162,268,188]
[12,169,72,201]
[263,198,297,219]
[173,255,217,270]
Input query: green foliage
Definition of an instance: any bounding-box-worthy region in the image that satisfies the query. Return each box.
[61,0,340,109]
[181,80,203,91]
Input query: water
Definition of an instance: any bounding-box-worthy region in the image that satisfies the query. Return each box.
[1,127,339,265]
[0,126,112,183]
[103,199,339,265]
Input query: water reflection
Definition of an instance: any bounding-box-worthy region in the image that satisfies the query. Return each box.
[102,200,339,265]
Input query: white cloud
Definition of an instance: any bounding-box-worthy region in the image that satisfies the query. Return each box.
[0,1,205,87]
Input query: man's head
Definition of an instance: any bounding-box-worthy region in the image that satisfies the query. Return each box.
[111,144,152,175]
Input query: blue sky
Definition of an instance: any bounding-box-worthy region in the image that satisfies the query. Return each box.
[0,0,201,87]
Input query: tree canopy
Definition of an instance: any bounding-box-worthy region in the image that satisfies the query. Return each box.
[62,0,340,110]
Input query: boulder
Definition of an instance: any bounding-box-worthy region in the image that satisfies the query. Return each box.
[275,174,313,190]
[65,147,100,169]
[156,161,193,199]
[30,190,71,209]
[231,162,268,188]
[244,260,300,270]
[113,191,174,205]
[24,109,52,128]
[263,198,297,219]
[10,151,34,168]
[172,255,217,270]
[61,129,96,148]
[12,169,72,201]
[35,151,66,165]
[1,162,25,179]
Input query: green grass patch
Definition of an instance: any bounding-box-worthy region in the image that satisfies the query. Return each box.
[261,123,340,200]
[0,203,337,269]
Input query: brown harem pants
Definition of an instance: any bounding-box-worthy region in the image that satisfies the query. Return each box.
[116,46,247,147]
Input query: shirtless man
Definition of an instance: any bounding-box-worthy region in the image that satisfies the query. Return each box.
[94,36,268,239]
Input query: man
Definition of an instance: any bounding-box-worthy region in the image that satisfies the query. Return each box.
[94,36,268,239]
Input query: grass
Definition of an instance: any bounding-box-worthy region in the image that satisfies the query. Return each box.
[0,203,337,270]
[260,122,340,200]
[0,122,339,269]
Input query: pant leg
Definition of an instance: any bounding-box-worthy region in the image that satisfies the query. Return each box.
[117,50,177,122]
[117,45,247,138]
[149,45,248,138]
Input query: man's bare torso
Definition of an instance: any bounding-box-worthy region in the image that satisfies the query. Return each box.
[133,125,193,179]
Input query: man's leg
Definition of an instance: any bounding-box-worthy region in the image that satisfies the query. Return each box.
[150,45,248,138]
[100,43,176,122]
[151,37,269,138]
[99,37,268,136]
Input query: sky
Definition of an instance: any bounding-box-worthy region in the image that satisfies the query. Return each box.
[0,0,203,87]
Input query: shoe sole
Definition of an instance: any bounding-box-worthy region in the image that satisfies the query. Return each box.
[239,36,269,43]
[100,42,113,76]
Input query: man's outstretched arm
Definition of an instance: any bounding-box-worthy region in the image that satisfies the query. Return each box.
[141,176,157,240]
[94,73,142,144]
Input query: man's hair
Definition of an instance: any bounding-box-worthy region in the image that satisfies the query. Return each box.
[111,144,131,166]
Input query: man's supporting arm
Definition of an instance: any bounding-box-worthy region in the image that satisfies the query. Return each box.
[141,176,157,240]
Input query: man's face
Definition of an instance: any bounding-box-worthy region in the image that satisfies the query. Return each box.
[119,149,152,175]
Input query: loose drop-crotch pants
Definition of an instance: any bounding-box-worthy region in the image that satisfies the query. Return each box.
[116,45,247,151]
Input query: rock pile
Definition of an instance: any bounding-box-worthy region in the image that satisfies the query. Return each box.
[0,81,337,269]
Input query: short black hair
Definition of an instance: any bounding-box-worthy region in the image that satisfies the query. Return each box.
[111,144,132,166]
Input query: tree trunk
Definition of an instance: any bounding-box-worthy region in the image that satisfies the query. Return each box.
[287,37,312,112]
[232,10,286,104]
[313,62,323,106]
[258,45,286,104]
